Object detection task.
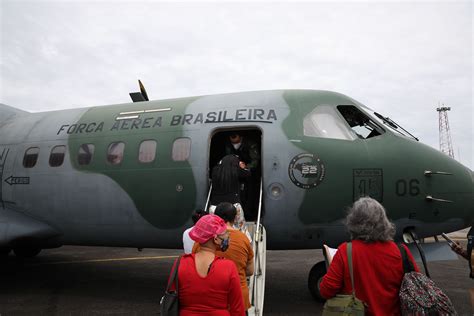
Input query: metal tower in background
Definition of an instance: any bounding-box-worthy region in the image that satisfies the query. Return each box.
[436,105,454,158]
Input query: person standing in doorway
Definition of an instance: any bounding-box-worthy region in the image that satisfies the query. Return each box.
[209,154,250,236]
[225,132,260,220]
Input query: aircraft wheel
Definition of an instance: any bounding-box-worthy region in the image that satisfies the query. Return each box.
[308,261,327,302]
[13,247,41,258]
[0,247,11,258]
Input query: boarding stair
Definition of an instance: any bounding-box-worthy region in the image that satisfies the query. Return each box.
[247,180,266,316]
[205,180,267,316]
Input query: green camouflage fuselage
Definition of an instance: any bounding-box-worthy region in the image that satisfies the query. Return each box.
[0,90,472,249]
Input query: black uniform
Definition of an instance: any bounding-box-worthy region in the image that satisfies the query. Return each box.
[210,165,250,205]
[225,137,260,220]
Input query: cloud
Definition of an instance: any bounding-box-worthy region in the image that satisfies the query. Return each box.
[0,1,472,168]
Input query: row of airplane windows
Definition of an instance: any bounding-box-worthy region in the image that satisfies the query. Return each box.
[22,138,192,168]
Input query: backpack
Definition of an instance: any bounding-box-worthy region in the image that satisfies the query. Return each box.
[397,244,457,315]
[322,242,365,316]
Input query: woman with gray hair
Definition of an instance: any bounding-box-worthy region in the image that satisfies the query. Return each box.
[319,197,419,316]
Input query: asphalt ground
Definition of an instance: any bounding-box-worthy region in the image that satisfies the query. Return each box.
[0,243,472,316]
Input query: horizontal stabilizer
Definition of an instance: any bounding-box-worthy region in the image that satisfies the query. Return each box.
[406,242,459,262]
[0,207,61,247]
[0,103,28,123]
[129,92,147,102]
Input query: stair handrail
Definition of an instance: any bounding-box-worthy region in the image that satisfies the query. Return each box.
[204,183,213,213]
[251,179,264,315]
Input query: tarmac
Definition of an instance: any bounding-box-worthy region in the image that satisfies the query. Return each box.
[0,240,472,316]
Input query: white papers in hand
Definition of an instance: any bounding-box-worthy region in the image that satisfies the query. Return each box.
[323,244,338,265]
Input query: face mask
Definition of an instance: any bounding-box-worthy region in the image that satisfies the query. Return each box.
[232,142,242,150]
[219,237,230,252]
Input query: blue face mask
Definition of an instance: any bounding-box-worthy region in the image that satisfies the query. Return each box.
[219,237,230,252]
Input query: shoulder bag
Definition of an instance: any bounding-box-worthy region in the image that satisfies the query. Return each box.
[398,244,456,315]
[160,256,182,316]
[322,242,365,316]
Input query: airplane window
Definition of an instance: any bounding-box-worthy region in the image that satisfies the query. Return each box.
[78,144,95,165]
[23,147,40,168]
[337,105,384,139]
[359,104,418,140]
[49,145,66,167]
[172,138,191,161]
[107,142,125,165]
[303,105,356,140]
[139,140,157,163]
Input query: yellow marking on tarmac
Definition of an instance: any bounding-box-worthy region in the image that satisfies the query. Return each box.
[30,255,179,266]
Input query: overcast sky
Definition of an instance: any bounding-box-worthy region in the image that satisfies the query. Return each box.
[1,0,472,169]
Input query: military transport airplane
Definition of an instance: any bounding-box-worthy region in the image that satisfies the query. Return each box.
[1,84,473,308]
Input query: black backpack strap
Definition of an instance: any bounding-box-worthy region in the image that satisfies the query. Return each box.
[397,243,414,273]
[166,256,182,293]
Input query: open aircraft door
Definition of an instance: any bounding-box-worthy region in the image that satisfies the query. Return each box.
[247,180,266,316]
[206,130,266,315]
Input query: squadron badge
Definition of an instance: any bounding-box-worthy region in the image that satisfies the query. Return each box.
[288,153,325,189]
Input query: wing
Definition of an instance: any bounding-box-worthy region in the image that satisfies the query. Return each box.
[0,206,60,248]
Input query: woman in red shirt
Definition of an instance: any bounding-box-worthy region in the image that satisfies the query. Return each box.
[319,197,419,316]
[178,214,245,316]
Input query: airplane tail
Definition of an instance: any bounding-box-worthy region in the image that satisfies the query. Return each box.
[0,103,29,123]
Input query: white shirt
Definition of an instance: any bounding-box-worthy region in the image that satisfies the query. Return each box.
[182,227,194,254]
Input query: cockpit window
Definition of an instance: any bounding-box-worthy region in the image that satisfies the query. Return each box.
[303,105,356,140]
[359,104,418,141]
[337,105,385,139]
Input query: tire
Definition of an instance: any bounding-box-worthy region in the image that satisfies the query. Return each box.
[13,247,41,258]
[308,261,327,302]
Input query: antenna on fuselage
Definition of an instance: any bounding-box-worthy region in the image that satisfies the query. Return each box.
[129,79,149,102]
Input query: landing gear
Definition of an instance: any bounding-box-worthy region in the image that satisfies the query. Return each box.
[308,261,327,302]
[13,247,41,258]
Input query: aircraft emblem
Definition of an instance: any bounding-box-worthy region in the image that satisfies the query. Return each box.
[288,153,325,189]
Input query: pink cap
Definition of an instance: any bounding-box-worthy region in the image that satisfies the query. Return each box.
[189,214,227,244]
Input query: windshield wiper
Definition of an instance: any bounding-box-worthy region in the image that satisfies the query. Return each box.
[374,112,419,141]
[374,112,398,128]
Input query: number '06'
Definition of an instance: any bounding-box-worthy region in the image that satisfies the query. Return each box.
[396,179,420,196]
